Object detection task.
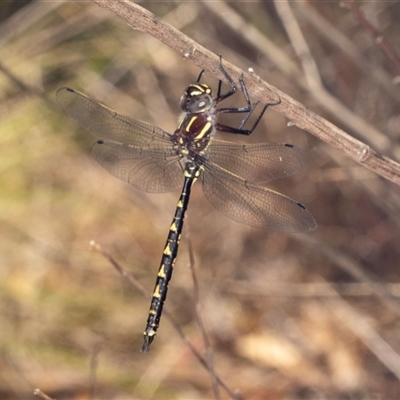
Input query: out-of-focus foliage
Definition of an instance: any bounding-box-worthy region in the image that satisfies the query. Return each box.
[1,1,400,399]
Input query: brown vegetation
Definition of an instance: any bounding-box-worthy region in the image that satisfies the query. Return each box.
[1,1,400,399]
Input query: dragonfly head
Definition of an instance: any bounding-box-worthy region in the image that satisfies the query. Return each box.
[179,83,214,114]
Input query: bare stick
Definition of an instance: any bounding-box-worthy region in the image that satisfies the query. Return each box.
[91,0,400,187]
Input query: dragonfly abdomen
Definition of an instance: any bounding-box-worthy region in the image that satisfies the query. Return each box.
[141,168,197,352]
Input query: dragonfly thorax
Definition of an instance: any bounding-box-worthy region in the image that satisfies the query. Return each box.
[179,83,214,114]
[174,83,216,155]
[173,112,215,156]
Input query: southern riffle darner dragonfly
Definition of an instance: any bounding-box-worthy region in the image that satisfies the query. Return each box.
[57,57,316,352]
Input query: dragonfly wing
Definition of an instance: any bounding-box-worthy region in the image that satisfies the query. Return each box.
[56,87,173,148]
[92,141,183,193]
[201,162,316,232]
[207,140,307,183]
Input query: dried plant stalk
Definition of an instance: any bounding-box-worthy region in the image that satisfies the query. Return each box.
[92,0,400,186]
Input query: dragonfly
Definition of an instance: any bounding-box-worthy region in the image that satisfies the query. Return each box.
[57,57,316,352]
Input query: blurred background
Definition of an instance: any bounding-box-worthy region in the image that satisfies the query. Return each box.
[1,1,400,399]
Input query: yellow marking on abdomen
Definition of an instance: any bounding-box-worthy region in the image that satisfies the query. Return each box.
[158,264,166,278]
[163,243,172,256]
[153,284,161,298]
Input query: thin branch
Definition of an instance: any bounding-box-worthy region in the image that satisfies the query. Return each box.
[91,0,400,187]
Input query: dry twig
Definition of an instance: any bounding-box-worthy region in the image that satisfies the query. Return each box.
[92,0,400,186]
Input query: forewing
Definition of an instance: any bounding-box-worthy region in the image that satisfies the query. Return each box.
[56,87,173,148]
[92,141,183,193]
[57,87,183,193]
[207,140,307,183]
[201,162,316,232]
